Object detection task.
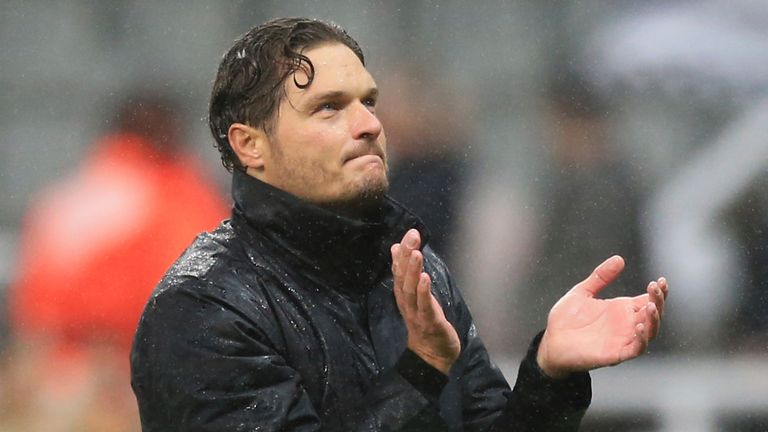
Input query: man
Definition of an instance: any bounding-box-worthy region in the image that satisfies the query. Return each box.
[131,18,668,431]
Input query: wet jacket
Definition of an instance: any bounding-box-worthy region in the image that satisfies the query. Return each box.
[131,170,591,431]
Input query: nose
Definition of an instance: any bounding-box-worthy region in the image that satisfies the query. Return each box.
[351,102,383,141]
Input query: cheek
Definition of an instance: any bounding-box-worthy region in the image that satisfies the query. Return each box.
[303,122,347,154]
[317,120,347,140]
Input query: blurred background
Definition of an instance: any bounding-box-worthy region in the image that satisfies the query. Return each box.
[2,1,768,431]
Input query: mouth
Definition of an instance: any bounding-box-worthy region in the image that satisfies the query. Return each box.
[344,154,385,170]
[356,154,383,162]
[343,148,385,165]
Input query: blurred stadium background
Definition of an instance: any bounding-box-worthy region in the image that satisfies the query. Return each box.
[2,1,768,430]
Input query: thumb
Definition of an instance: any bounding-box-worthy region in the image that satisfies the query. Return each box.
[569,255,625,298]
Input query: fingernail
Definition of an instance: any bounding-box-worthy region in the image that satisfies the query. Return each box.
[406,231,418,248]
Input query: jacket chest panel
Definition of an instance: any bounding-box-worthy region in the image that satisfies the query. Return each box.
[266,272,408,411]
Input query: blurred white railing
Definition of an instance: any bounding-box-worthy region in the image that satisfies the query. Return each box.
[498,354,768,431]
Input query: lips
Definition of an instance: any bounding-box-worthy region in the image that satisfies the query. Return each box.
[343,145,385,164]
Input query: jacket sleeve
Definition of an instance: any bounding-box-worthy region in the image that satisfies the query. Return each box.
[131,277,450,432]
[459,327,591,431]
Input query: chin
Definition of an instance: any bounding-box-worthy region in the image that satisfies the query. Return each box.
[360,173,389,199]
[346,177,388,207]
[319,176,389,217]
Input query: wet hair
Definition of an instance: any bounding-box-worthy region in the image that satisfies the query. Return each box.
[208,17,365,172]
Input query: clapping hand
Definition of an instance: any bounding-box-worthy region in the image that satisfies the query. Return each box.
[536,256,668,378]
[390,230,667,379]
[391,229,460,375]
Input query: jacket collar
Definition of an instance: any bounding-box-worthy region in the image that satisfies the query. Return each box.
[230,169,428,294]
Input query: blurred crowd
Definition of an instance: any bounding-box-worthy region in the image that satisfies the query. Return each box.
[2,91,228,430]
[2,1,768,430]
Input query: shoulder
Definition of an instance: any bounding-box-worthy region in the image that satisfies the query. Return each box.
[136,221,282,340]
[155,221,277,293]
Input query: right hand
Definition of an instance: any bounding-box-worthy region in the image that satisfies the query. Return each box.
[391,229,461,375]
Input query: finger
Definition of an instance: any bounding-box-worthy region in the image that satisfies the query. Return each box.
[390,243,399,273]
[400,229,421,254]
[647,280,665,317]
[402,251,423,306]
[619,322,649,364]
[391,244,404,290]
[570,255,625,298]
[415,272,435,319]
[631,293,650,312]
[634,321,650,353]
[657,277,669,300]
[391,245,409,314]
[396,230,419,287]
[644,301,661,340]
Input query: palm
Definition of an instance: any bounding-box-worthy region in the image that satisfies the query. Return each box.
[538,256,667,377]
[547,292,648,369]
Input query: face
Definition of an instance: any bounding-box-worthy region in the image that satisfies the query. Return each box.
[258,43,388,209]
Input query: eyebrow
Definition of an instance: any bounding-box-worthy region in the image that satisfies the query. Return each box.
[303,87,379,109]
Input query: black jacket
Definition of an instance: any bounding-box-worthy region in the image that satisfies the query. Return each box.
[131,170,591,431]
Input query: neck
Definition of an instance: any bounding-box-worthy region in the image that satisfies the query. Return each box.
[317,195,386,221]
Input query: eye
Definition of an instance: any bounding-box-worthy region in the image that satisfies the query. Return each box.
[362,97,377,112]
[319,102,339,112]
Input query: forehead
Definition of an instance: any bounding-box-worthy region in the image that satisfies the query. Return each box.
[287,43,375,97]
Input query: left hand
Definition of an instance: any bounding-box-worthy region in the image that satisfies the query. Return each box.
[536,255,668,378]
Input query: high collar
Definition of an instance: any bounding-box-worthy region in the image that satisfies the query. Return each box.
[230,169,428,295]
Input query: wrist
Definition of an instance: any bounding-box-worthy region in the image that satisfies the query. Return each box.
[536,332,569,379]
[410,348,455,375]
[396,349,449,403]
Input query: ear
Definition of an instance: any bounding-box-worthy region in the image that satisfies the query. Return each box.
[228,123,270,177]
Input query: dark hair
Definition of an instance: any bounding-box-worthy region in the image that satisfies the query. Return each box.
[208,17,365,172]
